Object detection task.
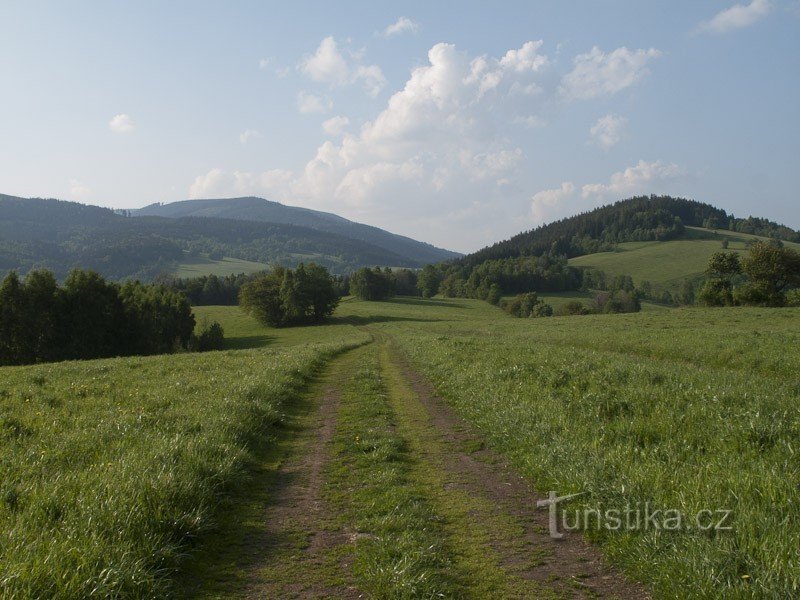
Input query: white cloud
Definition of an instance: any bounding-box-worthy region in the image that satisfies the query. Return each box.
[258,57,270,70]
[108,113,135,134]
[499,41,548,72]
[581,159,686,200]
[322,116,350,136]
[239,129,262,144]
[299,36,386,96]
[530,182,575,224]
[560,46,661,101]
[383,17,420,37]
[189,168,227,198]
[297,91,332,114]
[69,179,91,200]
[201,43,547,217]
[300,36,350,84]
[590,114,627,150]
[698,0,771,34]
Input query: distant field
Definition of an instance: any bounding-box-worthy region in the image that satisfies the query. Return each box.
[174,255,269,278]
[570,227,800,293]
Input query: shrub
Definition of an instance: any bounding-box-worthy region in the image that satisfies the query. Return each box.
[189,320,226,351]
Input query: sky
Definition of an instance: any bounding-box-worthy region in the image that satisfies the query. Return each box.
[1,1,798,252]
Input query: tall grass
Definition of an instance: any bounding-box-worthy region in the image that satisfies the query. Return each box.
[0,332,367,598]
[358,300,800,597]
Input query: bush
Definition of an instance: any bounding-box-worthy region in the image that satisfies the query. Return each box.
[501,292,553,318]
[557,300,592,316]
[189,320,225,351]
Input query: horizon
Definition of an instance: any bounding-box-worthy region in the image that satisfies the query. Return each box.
[1,1,798,252]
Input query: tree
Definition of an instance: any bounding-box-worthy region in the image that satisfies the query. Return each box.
[239,269,285,326]
[239,263,338,326]
[0,272,26,364]
[349,267,395,301]
[699,252,741,306]
[737,241,800,306]
[417,265,442,298]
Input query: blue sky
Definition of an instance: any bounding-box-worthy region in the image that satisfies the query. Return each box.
[1,1,798,252]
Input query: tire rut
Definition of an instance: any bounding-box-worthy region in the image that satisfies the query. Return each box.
[386,345,650,599]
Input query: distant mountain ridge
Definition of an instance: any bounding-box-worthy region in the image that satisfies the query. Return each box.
[134,197,460,265]
[0,194,459,280]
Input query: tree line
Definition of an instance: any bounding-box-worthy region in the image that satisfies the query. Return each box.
[0,269,223,366]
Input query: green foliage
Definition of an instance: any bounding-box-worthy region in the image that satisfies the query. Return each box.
[417,264,443,298]
[0,269,196,365]
[738,241,800,306]
[239,263,339,327]
[188,319,226,352]
[501,292,554,318]
[699,241,800,307]
[437,253,581,303]
[348,266,395,300]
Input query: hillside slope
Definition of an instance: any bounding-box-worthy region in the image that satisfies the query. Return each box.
[134,196,461,264]
[0,194,436,279]
[460,195,800,266]
[570,227,800,294]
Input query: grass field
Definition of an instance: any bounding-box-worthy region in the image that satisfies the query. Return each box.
[569,227,800,294]
[3,296,799,598]
[174,255,269,278]
[0,330,367,598]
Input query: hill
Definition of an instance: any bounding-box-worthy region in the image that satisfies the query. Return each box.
[134,196,460,265]
[460,195,800,267]
[570,226,800,295]
[433,195,800,304]
[0,194,458,280]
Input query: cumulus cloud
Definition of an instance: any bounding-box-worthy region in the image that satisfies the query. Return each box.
[698,0,771,34]
[239,129,262,144]
[530,182,575,224]
[300,36,386,97]
[108,113,135,134]
[499,41,548,72]
[322,116,350,136]
[297,91,333,114]
[590,114,627,149]
[189,168,227,198]
[560,46,661,101]
[69,179,91,200]
[581,159,686,200]
[258,57,270,70]
[190,41,555,247]
[383,16,420,37]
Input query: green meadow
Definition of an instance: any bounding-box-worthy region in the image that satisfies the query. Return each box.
[2,296,799,598]
[570,227,800,294]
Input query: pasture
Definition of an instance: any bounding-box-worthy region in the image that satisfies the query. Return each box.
[2,296,798,598]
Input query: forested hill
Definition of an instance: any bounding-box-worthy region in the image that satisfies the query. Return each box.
[460,195,800,267]
[134,196,461,265]
[0,194,448,280]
